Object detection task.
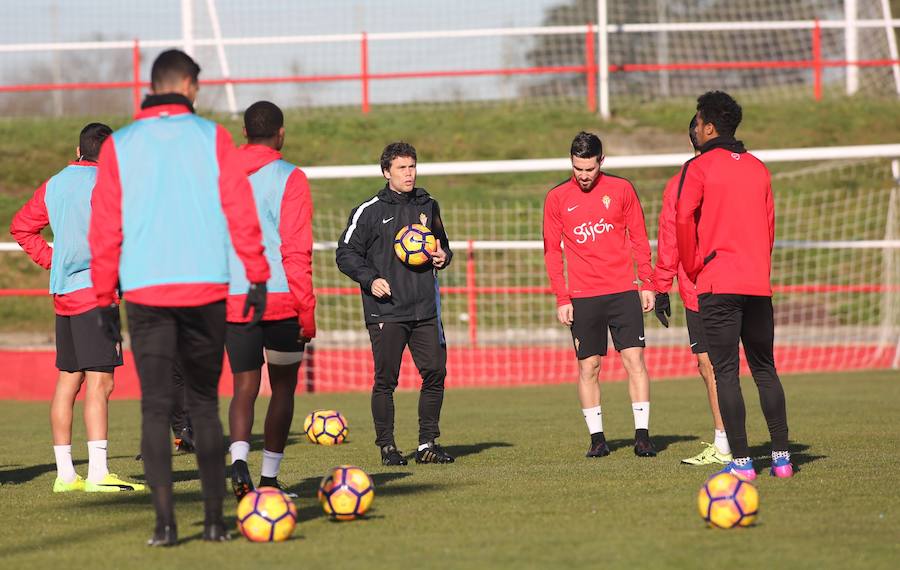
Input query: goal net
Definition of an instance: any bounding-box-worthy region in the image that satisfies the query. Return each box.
[304,160,900,391]
[2,0,897,116]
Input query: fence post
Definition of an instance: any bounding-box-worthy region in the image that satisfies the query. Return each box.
[585,24,597,113]
[304,344,316,393]
[812,19,822,101]
[361,32,370,114]
[132,39,141,116]
[466,239,477,347]
[845,0,859,95]
[597,0,610,119]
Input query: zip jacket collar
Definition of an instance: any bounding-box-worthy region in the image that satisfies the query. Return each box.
[377,184,431,205]
[136,93,195,119]
[699,136,747,155]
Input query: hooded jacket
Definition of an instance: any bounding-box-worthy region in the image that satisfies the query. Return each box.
[675,137,774,297]
[653,170,699,312]
[10,161,106,315]
[89,94,269,307]
[225,144,316,337]
[336,185,451,324]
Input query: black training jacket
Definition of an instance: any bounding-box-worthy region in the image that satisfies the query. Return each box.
[336,185,452,324]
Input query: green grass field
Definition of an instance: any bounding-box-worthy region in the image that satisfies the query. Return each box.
[1,370,897,568]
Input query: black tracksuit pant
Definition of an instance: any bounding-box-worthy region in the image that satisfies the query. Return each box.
[699,294,789,458]
[126,301,226,503]
[170,361,192,435]
[367,317,447,447]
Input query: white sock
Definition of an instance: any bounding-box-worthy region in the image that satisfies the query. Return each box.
[261,449,284,478]
[53,444,77,483]
[230,441,250,464]
[714,430,731,455]
[632,402,650,430]
[772,450,791,461]
[87,440,109,483]
[582,406,603,434]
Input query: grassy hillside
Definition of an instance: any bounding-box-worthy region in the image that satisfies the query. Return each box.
[2,97,899,217]
[1,97,898,333]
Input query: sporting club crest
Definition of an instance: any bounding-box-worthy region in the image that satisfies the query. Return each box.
[602,195,611,209]
[420,213,428,226]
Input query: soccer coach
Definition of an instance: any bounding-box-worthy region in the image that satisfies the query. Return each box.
[90,50,270,545]
[675,91,793,481]
[336,142,454,466]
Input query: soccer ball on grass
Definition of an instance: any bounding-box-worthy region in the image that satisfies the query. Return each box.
[303,409,349,445]
[236,487,298,542]
[318,465,375,521]
[697,472,759,529]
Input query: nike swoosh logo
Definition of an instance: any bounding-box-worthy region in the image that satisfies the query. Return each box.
[96,483,137,490]
[639,336,645,341]
[567,205,579,212]
[690,342,698,347]
[382,217,394,224]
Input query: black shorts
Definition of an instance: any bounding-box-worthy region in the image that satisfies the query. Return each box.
[55,307,123,373]
[225,318,304,373]
[685,308,709,354]
[570,291,646,359]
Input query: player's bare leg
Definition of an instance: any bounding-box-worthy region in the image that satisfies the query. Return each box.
[620,347,656,457]
[50,371,84,489]
[83,371,113,440]
[697,354,724,432]
[682,354,733,465]
[229,369,261,500]
[577,356,609,458]
[259,359,301,494]
[83,371,114,484]
[51,371,84,446]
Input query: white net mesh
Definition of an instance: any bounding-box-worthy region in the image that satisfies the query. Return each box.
[1,0,897,115]
[303,160,900,392]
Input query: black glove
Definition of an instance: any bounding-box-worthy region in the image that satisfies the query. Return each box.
[243,282,268,327]
[97,304,123,343]
[654,293,671,328]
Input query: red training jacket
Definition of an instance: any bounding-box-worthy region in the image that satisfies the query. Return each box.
[226,144,317,337]
[10,161,105,316]
[543,173,654,307]
[675,138,774,297]
[652,171,699,312]
[89,104,270,307]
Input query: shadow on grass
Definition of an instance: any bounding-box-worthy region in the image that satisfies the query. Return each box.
[748,441,823,471]
[440,441,513,459]
[248,432,304,451]
[607,434,698,453]
[0,454,137,485]
[286,470,446,521]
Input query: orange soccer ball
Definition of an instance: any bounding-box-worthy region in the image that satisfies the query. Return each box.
[394,224,437,266]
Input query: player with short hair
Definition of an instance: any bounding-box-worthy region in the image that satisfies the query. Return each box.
[543,131,658,459]
[90,49,270,546]
[336,142,454,466]
[10,123,143,493]
[226,100,316,500]
[653,116,732,466]
[676,91,793,480]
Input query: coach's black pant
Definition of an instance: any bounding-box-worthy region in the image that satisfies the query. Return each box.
[127,301,226,502]
[367,317,447,447]
[699,294,789,458]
